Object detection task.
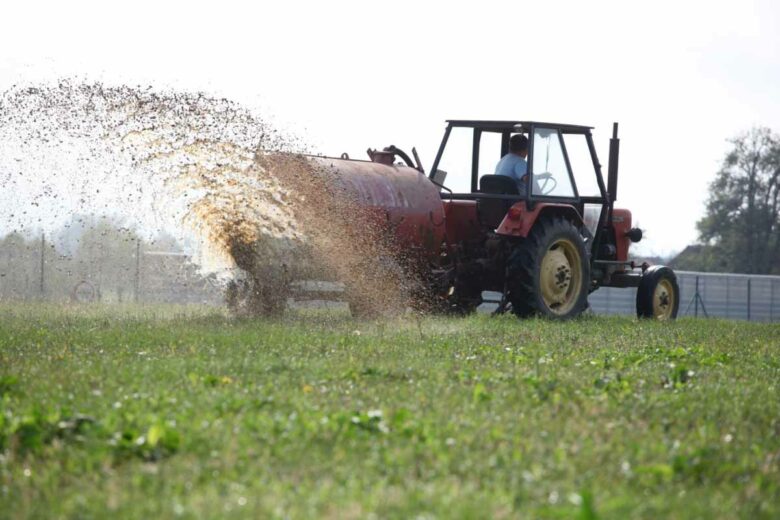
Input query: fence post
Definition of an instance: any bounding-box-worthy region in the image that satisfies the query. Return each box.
[134,239,141,303]
[694,276,700,318]
[725,276,731,319]
[771,280,775,322]
[39,233,45,298]
[747,278,751,322]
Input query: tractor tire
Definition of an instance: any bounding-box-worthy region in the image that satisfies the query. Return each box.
[636,266,679,320]
[507,216,590,319]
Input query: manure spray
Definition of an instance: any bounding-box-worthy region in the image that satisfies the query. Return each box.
[0,80,410,314]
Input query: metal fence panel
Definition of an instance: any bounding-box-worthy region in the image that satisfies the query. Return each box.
[3,236,779,322]
[588,271,780,322]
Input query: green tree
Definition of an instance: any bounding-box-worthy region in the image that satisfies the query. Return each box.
[695,128,780,274]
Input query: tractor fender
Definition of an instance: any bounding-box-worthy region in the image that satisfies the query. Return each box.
[495,202,584,238]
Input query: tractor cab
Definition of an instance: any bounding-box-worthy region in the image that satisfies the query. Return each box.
[429,120,608,234]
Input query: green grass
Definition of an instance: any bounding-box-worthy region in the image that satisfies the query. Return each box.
[1,304,779,519]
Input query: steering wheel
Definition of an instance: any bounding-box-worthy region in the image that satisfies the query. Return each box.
[535,172,558,196]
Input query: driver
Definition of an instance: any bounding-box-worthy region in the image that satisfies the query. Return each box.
[494,134,529,194]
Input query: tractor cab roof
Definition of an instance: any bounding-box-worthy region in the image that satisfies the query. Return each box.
[445,120,593,134]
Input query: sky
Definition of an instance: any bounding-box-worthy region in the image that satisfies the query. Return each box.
[1,0,779,256]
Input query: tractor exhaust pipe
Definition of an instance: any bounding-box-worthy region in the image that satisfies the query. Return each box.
[607,122,620,204]
[605,122,620,227]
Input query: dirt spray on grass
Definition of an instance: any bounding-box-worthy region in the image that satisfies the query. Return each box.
[253,152,412,316]
[0,80,411,314]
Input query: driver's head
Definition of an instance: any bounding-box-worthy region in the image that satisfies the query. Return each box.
[509,134,528,158]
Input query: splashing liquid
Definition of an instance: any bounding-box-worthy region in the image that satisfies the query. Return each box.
[0,80,409,314]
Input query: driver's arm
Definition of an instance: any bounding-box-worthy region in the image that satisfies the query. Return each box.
[515,161,529,195]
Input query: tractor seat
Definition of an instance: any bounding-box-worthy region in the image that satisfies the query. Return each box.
[480,175,519,195]
[478,175,521,229]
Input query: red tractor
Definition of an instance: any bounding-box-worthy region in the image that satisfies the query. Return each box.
[304,120,679,319]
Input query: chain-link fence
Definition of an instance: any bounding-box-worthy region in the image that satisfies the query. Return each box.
[588,271,780,322]
[3,232,779,322]
[0,234,223,305]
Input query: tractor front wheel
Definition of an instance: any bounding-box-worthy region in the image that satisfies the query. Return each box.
[636,266,679,320]
[508,217,590,319]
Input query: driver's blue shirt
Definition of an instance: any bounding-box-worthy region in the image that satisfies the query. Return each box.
[495,153,528,193]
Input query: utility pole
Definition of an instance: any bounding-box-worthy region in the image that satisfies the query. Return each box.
[39,233,45,298]
[134,239,141,303]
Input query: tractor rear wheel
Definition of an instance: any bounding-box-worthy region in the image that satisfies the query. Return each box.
[636,266,679,320]
[508,217,590,319]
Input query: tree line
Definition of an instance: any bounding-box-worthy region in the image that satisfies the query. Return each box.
[673,127,780,275]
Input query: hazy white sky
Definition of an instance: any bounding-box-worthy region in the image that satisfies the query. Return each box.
[2,0,779,255]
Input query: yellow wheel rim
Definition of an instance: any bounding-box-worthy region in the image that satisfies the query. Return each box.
[540,238,582,315]
[653,279,675,320]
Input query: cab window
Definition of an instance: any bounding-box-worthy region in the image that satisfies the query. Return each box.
[434,127,472,193]
[478,131,503,178]
[531,128,575,198]
[563,133,601,197]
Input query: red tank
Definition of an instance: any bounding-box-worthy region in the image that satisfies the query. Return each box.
[307,156,446,262]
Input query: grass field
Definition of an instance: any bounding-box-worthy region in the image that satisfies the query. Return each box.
[1,304,779,519]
